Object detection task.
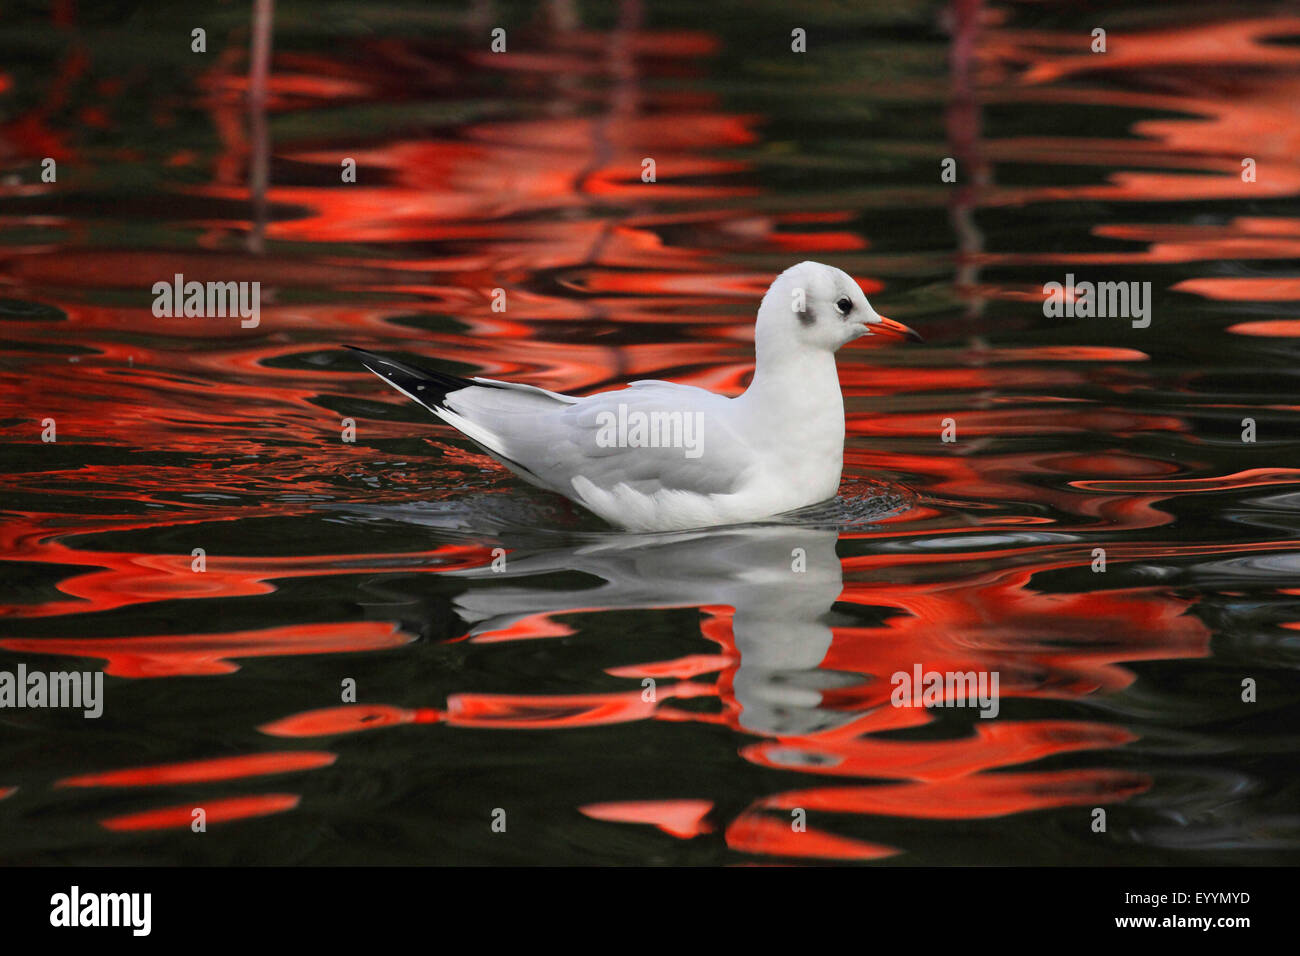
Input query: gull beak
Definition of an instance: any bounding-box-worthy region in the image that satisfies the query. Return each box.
[861,315,924,344]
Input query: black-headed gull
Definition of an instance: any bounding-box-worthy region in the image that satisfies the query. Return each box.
[351,261,921,532]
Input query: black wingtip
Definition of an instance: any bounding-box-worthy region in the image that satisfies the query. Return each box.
[345,344,386,363]
[345,346,482,411]
[345,345,396,379]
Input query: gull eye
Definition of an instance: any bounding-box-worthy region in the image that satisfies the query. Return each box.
[835,296,853,316]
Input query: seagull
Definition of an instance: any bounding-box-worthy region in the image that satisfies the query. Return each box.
[350,261,921,532]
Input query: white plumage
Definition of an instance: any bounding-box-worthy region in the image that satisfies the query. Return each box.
[352,261,920,531]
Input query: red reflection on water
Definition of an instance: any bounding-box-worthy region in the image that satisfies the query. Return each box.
[57,752,336,788]
[1228,321,1300,338]
[468,613,575,643]
[725,813,897,861]
[760,770,1149,820]
[1002,16,1300,85]
[607,654,733,680]
[101,794,300,831]
[962,12,1300,249]
[260,705,443,737]
[1,622,410,677]
[0,513,490,620]
[1173,278,1300,302]
[741,721,1136,782]
[581,800,715,839]
[253,537,1209,858]
[1071,468,1300,494]
[445,688,706,728]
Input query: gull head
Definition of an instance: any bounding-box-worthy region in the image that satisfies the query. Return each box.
[755,261,922,356]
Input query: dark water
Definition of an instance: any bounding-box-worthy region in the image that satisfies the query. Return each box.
[1,0,1298,864]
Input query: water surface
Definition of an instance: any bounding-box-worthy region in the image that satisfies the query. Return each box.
[1,0,1298,864]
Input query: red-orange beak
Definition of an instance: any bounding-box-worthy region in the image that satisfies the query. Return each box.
[862,315,924,343]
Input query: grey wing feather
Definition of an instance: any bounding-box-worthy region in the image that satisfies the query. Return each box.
[489,383,753,498]
[352,348,752,500]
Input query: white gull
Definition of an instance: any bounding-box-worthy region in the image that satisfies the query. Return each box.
[351,261,921,532]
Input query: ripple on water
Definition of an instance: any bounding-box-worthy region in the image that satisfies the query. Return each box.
[322,476,916,540]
